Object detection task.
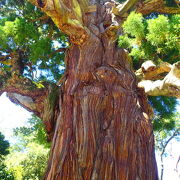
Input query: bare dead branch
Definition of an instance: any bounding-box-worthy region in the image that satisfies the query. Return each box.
[136,61,172,81]
[138,61,180,98]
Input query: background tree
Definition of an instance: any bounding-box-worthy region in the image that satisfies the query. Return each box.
[0,132,14,180]
[0,132,10,156]
[5,116,49,180]
[154,113,180,180]
[0,0,180,179]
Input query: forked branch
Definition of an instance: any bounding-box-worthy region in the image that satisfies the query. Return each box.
[0,71,48,116]
[28,0,89,45]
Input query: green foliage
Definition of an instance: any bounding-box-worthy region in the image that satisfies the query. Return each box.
[154,113,180,152]
[149,96,177,131]
[29,38,52,63]
[0,132,14,179]
[0,1,67,82]
[122,12,145,39]
[0,132,10,156]
[13,115,50,148]
[5,143,49,180]
[0,160,14,180]
[118,35,131,49]
[5,115,50,180]
[20,143,48,180]
[119,13,180,69]
[147,15,170,46]
[153,113,176,132]
[119,12,179,132]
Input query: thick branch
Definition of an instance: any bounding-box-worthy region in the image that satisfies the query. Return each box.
[113,0,138,17]
[138,61,180,98]
[0,71,47,116]
[0,65,61,140]
[113,0,180,17]
[28,0,90,45]
[7,92,37,112]
[136,60,172,81]
[136,0,180,15]
[31,15,50,22]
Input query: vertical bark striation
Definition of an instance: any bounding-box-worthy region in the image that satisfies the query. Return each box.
[43,2,158,180]
[44,38,158,180]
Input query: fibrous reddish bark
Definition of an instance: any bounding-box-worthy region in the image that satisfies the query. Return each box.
[45,42,158,180]
[36,2,158,179]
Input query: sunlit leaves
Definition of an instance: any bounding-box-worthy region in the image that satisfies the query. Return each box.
[0,27,9,49]
[166,14,180,50]
[4,115,50,179]
[147,15,170,46]
[0,132,10,156]
[119,13,179,132]
[5,143,49,180]
[0,1,67,83]
[129,48,145,60]
[0,18,39,50]
[0,161,14,180]
[119,13,180,67]
[0,132,14,179]
[154,113,179,153]
[3,21,16,37]
[118,35,131,49]
[122,12,145,40]
[13,115,49,148]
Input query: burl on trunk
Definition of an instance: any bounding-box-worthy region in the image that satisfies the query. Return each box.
[31,1,158,179]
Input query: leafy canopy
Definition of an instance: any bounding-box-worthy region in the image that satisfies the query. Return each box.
[118,12,179,131]
[119,12,180,69]
[0,132,10,156]
[0,0,67,82]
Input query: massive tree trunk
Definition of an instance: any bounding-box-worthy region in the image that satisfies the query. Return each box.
[42,8,158,177]
[44,34,158,179]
